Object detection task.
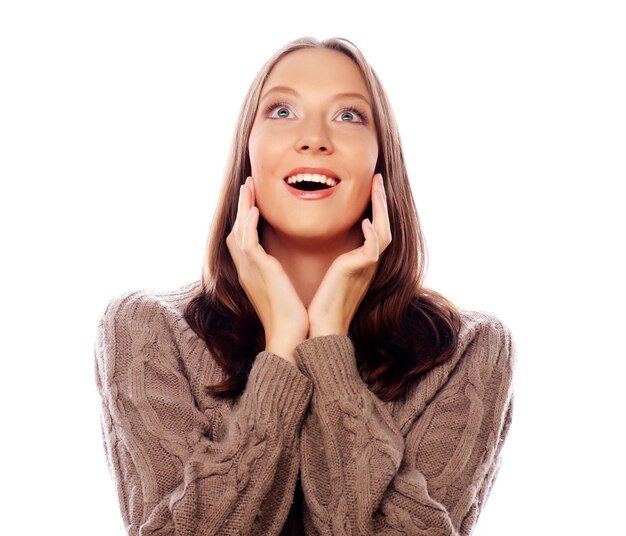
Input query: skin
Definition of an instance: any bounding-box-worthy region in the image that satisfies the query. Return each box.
[226,48,392,364]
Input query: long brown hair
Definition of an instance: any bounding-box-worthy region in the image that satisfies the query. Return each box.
[183,37,461,402]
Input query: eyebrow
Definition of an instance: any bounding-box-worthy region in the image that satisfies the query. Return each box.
[260,85,372,107]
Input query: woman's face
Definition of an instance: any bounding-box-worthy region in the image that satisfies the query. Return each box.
[248,47,379,245]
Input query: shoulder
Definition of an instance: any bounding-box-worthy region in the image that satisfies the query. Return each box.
[417,309,515,397]
[97,280,202,338]
[95,280,204,379]
[101,281,200,324]
[458,309,513,339]
[391,308,515,434]
[456,309,516,370]
[446,309,516,403]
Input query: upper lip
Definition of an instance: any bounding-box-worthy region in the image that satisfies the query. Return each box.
[284,167,341,181]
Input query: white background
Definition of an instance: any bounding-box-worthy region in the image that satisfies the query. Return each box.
[1,1,624,534]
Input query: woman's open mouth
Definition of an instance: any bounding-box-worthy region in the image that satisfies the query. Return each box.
[288,181,333,191]
[283,173,341,200]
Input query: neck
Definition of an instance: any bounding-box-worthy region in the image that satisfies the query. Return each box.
[260,222,363,308]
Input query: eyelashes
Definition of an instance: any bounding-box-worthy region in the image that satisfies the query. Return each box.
[263,100,370,125]
[263,100,290,118]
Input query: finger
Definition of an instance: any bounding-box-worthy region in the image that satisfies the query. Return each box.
[236,177,255,244]
[234,184,249,241]
[361,218,380,261]
[371,173,392,250]
[242,205,261,255]
[247,175,256,206]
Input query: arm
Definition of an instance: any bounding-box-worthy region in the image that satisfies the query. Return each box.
[94,292,313,536]
[294,313,515,535]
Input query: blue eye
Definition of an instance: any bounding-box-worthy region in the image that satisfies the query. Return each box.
[273,107,291,118]
[265,101,292,119]
[263,101,369,125]
[337,106,367,123]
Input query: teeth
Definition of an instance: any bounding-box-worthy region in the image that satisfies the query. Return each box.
[286,173,338,187]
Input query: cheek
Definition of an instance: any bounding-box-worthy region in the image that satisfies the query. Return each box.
[248,130,283,178]
[357,141,378,209]
[344,133,378,172]
[248,130,264,176]
[362,138,379,170]
[358,182,374,214]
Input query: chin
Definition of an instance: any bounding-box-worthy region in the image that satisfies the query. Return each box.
[282,224,339,240]
[275,219,360,244]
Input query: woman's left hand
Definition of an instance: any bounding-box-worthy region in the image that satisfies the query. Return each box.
[307,173,392,338]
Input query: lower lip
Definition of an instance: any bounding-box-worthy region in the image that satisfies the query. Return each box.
[284,180,341,200]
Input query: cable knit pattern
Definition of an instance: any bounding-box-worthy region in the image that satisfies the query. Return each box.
[94,281,515,535]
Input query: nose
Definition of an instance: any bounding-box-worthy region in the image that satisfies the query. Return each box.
[295,116,334,154]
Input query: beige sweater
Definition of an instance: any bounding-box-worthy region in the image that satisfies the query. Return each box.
[94,280,515,535]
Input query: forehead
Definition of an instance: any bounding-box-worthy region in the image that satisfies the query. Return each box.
[263,48,370,97]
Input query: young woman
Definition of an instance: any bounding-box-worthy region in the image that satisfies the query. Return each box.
[95,37,515,535]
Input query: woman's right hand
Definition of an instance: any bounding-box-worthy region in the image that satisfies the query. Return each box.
[226,176,309,365]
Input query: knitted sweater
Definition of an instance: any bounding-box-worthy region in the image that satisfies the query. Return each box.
[94,280,515,536]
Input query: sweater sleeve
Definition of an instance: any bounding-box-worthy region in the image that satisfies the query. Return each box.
[94,292,313,536]
[293,314,515,535]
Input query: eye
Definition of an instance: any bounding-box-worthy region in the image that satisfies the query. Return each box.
[265,101,293,119]
[336,106,368,124]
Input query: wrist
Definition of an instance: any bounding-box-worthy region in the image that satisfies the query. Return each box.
[265,340,298,364]
[308,324,348,338]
